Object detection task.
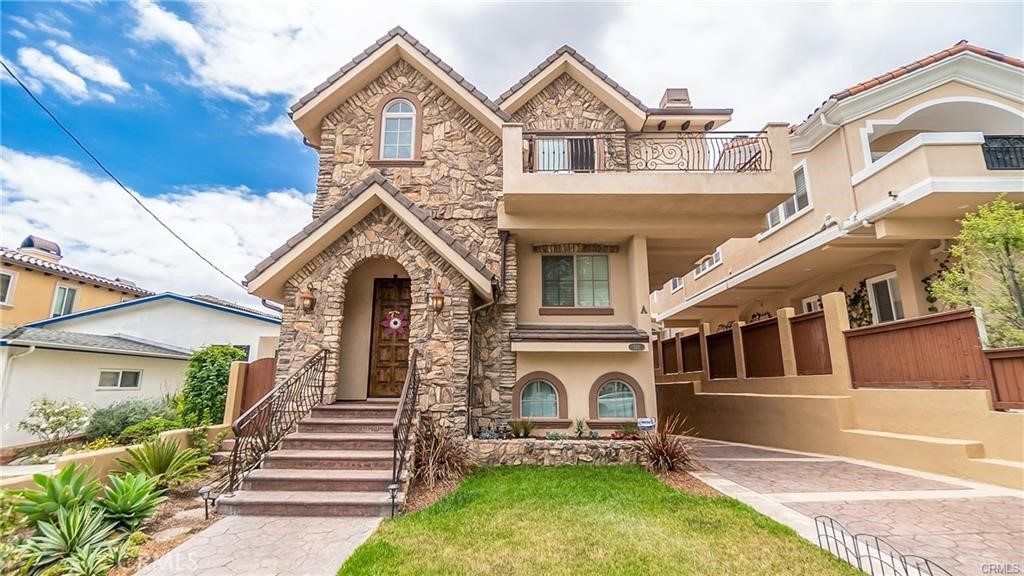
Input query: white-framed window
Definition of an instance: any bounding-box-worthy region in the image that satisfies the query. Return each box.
[597,380,637,419]
[520,380,558,418]
[866,272,905,324]
[0,270,17,306]
[541,254,610,307]
[693,248,723,279]
[51,284,78,317]
[766,162,812,231]
[97,369,142,390]
[801,295,823,313]
[535,136,597,172]
[380,99,415,160]
[670,276,684,293]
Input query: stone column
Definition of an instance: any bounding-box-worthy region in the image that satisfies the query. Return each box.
[776,307,798,376]
[822,291,852,387]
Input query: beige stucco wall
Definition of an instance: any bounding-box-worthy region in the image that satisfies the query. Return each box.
[517,245,631,325]
[336,258,409,400]
[1,266,143,328]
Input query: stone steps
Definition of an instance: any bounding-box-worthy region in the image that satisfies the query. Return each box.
[310,403,399,419]
[262,449,395,470]
[298,417,394,434]
[281,432,394,451]
[243,468,394,492]
[216,490,401,517]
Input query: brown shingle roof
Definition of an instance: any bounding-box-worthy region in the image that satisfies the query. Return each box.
[244,172,496,285]
[496,45,648,112]
[290,27,511,122]
[511,324,648,342]
[793,40,1024,132]
[0,249,152,296]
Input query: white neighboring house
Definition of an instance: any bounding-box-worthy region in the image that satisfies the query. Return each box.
[25,293,282,361]
[0,327,191,448]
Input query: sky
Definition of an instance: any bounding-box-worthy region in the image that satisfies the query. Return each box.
[1,1,1021,306]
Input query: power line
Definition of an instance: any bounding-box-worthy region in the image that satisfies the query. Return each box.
[1,60,246,290]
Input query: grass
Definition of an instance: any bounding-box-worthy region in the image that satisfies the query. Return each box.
[338,466,859,575]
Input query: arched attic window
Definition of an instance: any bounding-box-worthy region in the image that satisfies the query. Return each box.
[380,98,417,160]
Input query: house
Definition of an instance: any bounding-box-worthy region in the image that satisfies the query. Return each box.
[1,236,151,327]
[26,292,282,361]
[651,41,1024,331]
[0,326,190,448]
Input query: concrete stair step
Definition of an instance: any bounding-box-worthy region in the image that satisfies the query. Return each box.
[311,403,398,419]
[281,432,394,451]
[243,468,394,492]
[211,451,231,465]
[216,490,402,517]
[841,428,986,477]
[298,418,393,434]
[262,449,394,470]
[220,438,236,451]
[965,458,1024,490]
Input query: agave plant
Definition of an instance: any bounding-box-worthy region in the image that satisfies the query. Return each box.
[16,463,101,527]
[98,473,167,531]
[65,543,115,576]
[21,506,116,574]
[117,438,208,488]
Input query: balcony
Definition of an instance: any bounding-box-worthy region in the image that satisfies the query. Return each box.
[982,135,1024,170]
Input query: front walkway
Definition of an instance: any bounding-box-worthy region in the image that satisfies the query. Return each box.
[691,439,1024,576]
[135,516,380,576]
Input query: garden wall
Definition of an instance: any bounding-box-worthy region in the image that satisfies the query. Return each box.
[468,439,641,466]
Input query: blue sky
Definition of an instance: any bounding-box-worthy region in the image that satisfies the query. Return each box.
[1,1,1021,304]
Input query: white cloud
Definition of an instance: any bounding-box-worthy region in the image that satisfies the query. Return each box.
[0,56,45,94]
[48,41,132,90]
[1,146,314,305]
[8,29,27,40]
[16,47,89,100]
[254,115,297,138]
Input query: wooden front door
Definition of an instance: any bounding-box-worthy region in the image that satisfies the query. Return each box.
[367,278,412,398]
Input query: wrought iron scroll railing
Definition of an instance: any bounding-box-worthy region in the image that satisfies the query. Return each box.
[523,131,772,173]
[815,515,953,576]
[204,349,328,500]
[389,349,421,517]
[982,135,1024,170]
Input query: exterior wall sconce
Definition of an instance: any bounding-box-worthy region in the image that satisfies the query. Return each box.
[431,286,445,313]
[299,284,316,312]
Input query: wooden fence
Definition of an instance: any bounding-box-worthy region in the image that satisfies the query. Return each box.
[741,317,784,378]
[706,330,737,379]
[681,333,703,373]
[790,310,832,375]
[984,347,1024,410]
[240,357,278,413]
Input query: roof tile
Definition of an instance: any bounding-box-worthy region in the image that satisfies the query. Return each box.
[0,249,152,296]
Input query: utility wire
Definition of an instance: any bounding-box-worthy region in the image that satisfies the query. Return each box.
[2,60,245,289]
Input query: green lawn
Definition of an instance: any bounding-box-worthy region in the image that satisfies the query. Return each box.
[338,466,859,575]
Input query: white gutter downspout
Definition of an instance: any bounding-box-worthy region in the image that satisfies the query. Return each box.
[1,344,37,422]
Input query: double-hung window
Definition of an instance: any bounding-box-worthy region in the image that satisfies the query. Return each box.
[51,284,77,317]
[98,369,142,390]
[0,271,16,306]
[766,164,811,230]
[867,272,905,324]
[693,248,722,279]
[380,99,415,160]
[669,277,684,293]
[535,137,596,172]
[802,295,823,313]
[541,255,610,307]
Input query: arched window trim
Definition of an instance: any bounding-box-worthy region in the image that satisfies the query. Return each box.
[520,380,559,419]
[588,372,646,424]
[512,371,568,420]
[370,92,425,167]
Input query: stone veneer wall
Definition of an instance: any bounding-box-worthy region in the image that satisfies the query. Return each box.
[511,73,626,131]
[468,439,642,466]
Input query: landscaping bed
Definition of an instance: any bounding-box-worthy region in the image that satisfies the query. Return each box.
[340,466,859,576]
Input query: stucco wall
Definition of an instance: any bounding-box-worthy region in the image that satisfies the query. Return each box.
[517,245,632,325]
[1,266,142,328]
[1,347,187,447]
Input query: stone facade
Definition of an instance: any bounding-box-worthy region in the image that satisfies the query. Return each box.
[511,73,626,131]
[468,439,643,466]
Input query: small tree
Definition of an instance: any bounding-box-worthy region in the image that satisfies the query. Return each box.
[932,195,1024,347]
[179,345,246,425]
[18,397,91,446]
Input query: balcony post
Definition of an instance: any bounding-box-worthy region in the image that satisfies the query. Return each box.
[503,123,524,186]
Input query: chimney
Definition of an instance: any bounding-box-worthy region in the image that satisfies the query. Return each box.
[17,235,62,263]
[659,88,692,109]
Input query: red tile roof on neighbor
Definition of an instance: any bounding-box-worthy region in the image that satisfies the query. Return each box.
[793,40,1024,131]
[0,247,152,296]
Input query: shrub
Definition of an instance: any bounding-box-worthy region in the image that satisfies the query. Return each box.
[20,506,115,574]
[65,543,114,576]
[117,417,181,446]
[545,432,569,440]
[413,416,467,488]
[18,397,91,445]
[188,426,229,459]
[574,419,587,439]
[180,345,247,425]
[0,489,26,574]
[98,473,166,531]
[118,438,208,488]
[83,437,118,452]
[16,464,102,528]
[85,398,176,442]
[639,414,699,473]
[508,419,535,438]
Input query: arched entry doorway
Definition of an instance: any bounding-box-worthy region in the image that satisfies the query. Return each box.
[337,257,411,400]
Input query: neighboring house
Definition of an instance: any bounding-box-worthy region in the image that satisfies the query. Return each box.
[0,326,190,448]
[651,41,1024,331]
[26,293,282,361]
[243,27,793,437]
[1,236,152,328]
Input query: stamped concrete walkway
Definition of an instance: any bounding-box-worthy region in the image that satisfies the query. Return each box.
[135,516,380,576]
[690,439,1024,576]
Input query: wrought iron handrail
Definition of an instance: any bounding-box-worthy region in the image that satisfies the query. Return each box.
[389,349,421,516]
[523,130,772,173]
[982,135,1024,170]
[815,515,952,576]
[204,349,328,501]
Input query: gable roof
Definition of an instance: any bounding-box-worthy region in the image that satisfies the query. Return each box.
[245,172,497,302]
[1,248,152,296]
[290,27,510,146]
[794,40,1024,133]
[26,293,282,328]
[0,326,190,359]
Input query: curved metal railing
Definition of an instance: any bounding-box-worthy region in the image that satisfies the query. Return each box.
[389,349,421,516]
[815,515,953,576]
